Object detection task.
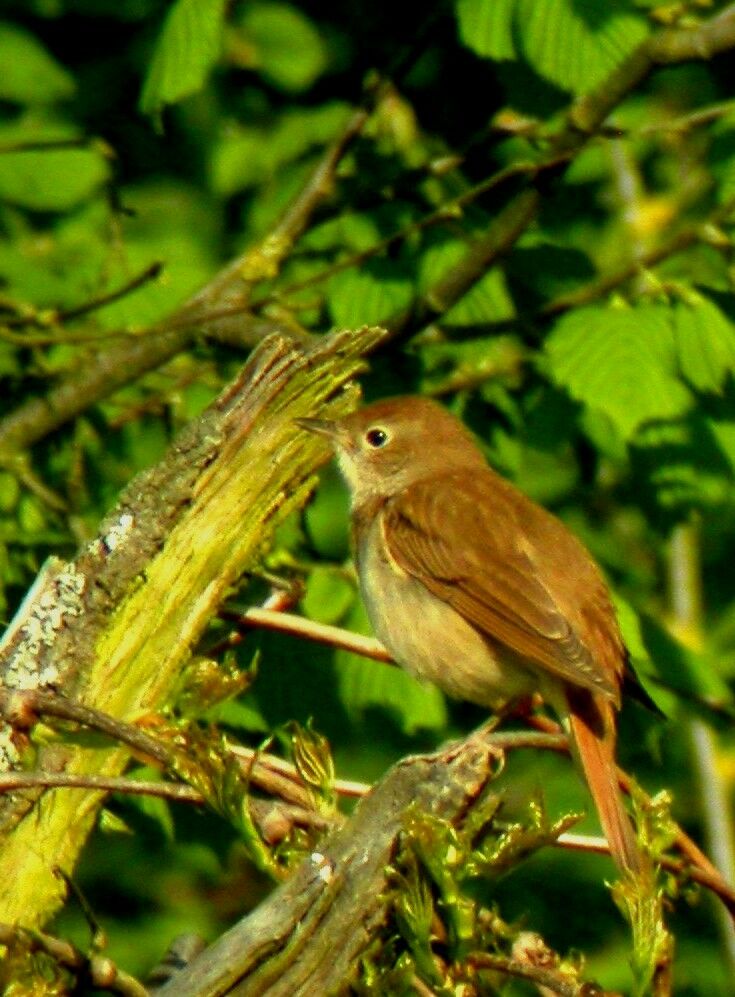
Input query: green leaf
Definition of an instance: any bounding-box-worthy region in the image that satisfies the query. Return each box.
[304,465,350,560]
[455,0,517,61]
[328,260,413,327]
[302,211,381,253]
[0,123,110,211]
[140,0,227,119]
[673,296,735,393]
[302,566,355,626]
[544,305,692,440]
[419,336,525,397]
[335,601,448,735]
[124,769,176,841]
[92,181,220,327]
[239,2,328,93]
[612,594,673,715]
[209,103,350,196]
[0,22,75,104]
[205,697,270,733]
[418,238,515,326]
[459,0,648,95]
[633,415,735,514]
[639,614,734,715]
[518,0,648,94]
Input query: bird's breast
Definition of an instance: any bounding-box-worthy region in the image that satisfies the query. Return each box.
[355,511,536,709]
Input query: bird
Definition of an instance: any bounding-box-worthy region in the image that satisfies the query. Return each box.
[298,395,643,876]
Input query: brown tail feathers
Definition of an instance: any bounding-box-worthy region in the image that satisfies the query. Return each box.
[566,687,643,876]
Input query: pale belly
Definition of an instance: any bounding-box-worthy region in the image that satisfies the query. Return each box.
[358,518,537,710]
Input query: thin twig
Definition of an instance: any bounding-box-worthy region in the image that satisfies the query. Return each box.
[0,770,202,802]
[0,101,371,455]
[638,98,735,135]
[467,951,581,997]
[0,768,333,845]
[0,263,163,339]
[58,263,164,324]
[0,922,149,996]
[557,832,735,909]
[570,3,735,134]
[235,608,735,916]
[226,606,394,662]
[254,155,570,311]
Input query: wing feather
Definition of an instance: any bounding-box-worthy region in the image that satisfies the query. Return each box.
[383,470,620,700]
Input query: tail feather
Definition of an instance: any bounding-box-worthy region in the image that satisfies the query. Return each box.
[566,688,643,876]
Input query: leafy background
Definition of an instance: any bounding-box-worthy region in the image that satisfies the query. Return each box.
[1,0,735,992]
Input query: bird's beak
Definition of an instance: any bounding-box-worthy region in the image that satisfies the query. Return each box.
[295,416,342,443]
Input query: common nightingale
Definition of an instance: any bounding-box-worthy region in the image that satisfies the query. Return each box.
[298,396,642,875]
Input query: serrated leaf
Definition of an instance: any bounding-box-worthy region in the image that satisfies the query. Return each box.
[456,0,648,94]
[674,296,735,393]
[336,600,448,735]
[140,0,227,119]
[239,2,327,93]
[545,305,692,440]
[517,0,649,95]
[328,260,414,327]
[0,22,75,104]
[455,0,517,61]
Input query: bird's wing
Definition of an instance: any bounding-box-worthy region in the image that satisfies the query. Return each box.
[382,472,620,700]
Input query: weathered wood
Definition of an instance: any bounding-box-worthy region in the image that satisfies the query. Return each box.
[0,325,385,928]
[156,737,498,996]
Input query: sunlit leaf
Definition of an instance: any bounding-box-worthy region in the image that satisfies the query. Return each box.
[209,103,350,195]
[456,0,517,60]
[93,181,220,326]
[418,238,515,325]
[328,260,413,327]
[302,566,355,626]
[0,122,109,211]
[673,296,735,393]
[456,0,649,95]
[545,305,692,440]
[518,0,648,94]
[140,0,227,119]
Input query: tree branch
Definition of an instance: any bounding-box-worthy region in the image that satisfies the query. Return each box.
[0,105,370,458]
[0,324,384,929]
[570,4,735,134]
[0,922,149,997]
[154,731,505,996]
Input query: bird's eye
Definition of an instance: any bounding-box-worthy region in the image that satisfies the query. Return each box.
[365,427,389,448]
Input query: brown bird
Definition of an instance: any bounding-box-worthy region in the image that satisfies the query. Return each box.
[298,395,642,875]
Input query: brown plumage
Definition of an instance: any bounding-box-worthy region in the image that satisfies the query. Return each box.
[298,396,642,875]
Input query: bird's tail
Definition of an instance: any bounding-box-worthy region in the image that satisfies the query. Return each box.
[565,686,643,876]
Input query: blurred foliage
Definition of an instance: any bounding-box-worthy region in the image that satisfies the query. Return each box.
[0,0,734,992]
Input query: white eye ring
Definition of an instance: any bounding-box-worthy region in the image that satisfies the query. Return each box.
[364,427,389,448]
